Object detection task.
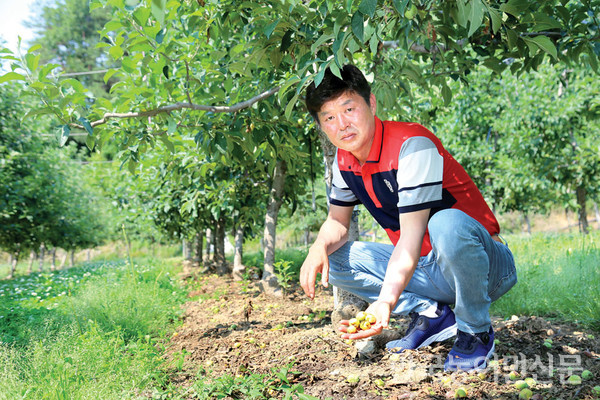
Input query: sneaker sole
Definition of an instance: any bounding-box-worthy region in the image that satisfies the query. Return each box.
[416,323,458,349]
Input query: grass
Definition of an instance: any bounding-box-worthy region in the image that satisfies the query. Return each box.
[0,256,187,400]
[491,231,600,330]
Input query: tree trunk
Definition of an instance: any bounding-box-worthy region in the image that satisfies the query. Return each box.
[576,186,589,234]
[182,239,193,261]
[232,224,245,281]
[522,213,532,235]
[59,251,68,269]
[260,160,287,296]
[204,228,213,262]
[215,216,228,275]
[7,250,19,279]
[86,249,91,262]
[194,231,204,264]
[50,248,57,271]
[27,250,35,274]
[565,208,572,232]
[70,250,75,268]
[38,243,46,272]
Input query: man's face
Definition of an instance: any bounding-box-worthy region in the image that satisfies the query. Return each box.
[317,91,377,164]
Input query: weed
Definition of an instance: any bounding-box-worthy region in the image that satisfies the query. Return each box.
[274,260,295,294]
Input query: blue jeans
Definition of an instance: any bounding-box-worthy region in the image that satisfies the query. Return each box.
[328,209,517,334]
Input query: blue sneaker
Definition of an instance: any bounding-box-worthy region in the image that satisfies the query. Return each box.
[386,304,457,353]
[444,327,495,371]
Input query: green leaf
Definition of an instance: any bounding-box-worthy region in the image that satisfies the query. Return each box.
[524,12,562,31]
[392,0,409,15]
[358,0,377,19]
[133,6,151,25]
[487,7,502,34]
[103,69,118,84]
[78,117,94,136]
[155,28,167,44]
[27,44,42,53]
[330,62,341,79]
[264,19,280,39]
[159,134,175,153]
[468,0,485,37]
[0,72,26,83]
[351,11,364,43]
[151,0,166,26]
[441,83,452,106]
[109,45,124,60]
[456,0,468,28]
[346,0,353,13]
[284,92,300,120]
[59,125,71,147]
[506,29,518,50]
[586,45,598,72]
[85,134,96,151]
[311,33,335,54]
[280,30,293,52]
[499,0,529,17]
[277,76,301,103]
[523,36,557,60]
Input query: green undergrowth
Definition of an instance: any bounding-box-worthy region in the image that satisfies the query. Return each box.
[0,257,187,399]
[156,363,322,400]
[491,231,600,330]
[240,248,307,278]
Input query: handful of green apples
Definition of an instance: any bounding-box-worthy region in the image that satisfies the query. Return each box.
[346,311,377,334]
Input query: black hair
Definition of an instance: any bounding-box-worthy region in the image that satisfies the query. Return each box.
[305,64,371,123]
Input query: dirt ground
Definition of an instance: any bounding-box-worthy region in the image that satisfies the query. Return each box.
[166,271,600,400]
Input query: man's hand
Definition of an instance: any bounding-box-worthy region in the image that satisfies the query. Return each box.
[300,241,329,299]
[338,301,392,340]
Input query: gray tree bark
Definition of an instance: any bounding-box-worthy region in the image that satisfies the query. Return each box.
[204,228,213,262]
[50,248,57,271]
[215,216,229,275]
[232,224,245,281]
[7,250,19,279]
[194,231,204,264]
[27,250,35,274]
[576,186,589,234]
[39,243,46,272]
[260,160,287,296]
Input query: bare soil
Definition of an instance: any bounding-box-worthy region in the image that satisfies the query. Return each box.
[167,271,600,400]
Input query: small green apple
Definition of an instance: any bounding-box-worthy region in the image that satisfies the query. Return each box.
[509,371,520,380]
[567,374,582,385]
[518,388,533,400]
[514,380,528,390]
[581,369,593,380]
[454,387,468,398]
[524,377,536,387]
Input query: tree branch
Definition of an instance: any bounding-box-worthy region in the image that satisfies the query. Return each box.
[69,86,281,129]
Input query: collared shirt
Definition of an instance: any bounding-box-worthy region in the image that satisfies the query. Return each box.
[329,116,500,256]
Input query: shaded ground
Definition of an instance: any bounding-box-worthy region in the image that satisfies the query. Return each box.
[166,271,600,399]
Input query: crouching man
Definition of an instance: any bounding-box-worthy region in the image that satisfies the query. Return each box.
[299,65,517,371]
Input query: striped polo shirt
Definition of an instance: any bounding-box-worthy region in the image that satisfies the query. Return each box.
[329,116,500,256]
